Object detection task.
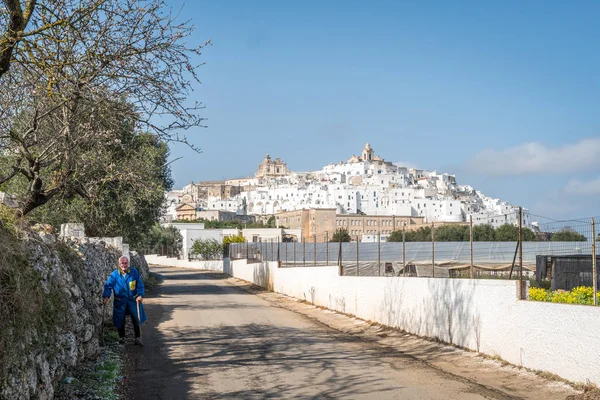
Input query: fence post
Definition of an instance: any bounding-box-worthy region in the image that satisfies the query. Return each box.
[294,239,296,266]
[277,236,280,263]
[313,234,317,266]
[518,207,523,300]
[246,240,249,259]
[326,232,329,265]
[470,215,474,279]
[378,232,381,276]
[431,222,435,278]
[285,241,288,266]
[303,237,306,267]
[592,218,597,306]
[356,236,359,276]
[402,223,406,277]
[338,237,343,275]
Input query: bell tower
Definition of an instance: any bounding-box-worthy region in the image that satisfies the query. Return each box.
[362,142,374,161]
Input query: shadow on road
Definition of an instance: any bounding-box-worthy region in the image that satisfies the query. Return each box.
[124,267,478,399]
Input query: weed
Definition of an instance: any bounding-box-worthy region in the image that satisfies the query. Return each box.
[55,342,124,400]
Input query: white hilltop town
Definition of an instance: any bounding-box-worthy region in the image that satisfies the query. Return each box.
[164,143,532,242]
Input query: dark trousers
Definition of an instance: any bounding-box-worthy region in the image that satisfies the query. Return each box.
[118,306,140,338]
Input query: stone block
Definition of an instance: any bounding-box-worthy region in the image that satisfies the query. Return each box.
[122,243,130,261]
[60,223,85,238]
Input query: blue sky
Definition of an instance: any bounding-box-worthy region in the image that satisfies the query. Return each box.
[166,0,600,220]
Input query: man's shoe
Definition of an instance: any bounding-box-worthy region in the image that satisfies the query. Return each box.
[119,337,126,345]
[134,337,143,346]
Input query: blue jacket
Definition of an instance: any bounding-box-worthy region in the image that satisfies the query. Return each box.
[103,267,147,328]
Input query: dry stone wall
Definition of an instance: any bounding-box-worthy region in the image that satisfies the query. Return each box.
[0,228,148,400]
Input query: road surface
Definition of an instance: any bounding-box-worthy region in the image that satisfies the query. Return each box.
[122,266,567,399]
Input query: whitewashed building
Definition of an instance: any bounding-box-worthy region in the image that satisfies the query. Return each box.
[164,143,531,228]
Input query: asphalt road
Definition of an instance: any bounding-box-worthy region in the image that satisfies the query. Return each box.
[123,266,525,399]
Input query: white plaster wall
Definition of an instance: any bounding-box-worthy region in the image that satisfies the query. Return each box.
[225,259,600,385]
[145,255,224,271]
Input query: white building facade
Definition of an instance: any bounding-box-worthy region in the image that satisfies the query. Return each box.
[164,143,531,228]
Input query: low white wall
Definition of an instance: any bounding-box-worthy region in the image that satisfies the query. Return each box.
[147,255,600,385]
[228,259,600,386]
[145,254,224,271]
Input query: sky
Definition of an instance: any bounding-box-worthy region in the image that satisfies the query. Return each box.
[165,0,600,221]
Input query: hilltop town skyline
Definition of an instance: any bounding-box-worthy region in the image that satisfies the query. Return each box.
[164,0,600,221]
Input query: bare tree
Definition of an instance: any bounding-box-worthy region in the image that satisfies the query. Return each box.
[0,0,108,78]
[0,0,209,215]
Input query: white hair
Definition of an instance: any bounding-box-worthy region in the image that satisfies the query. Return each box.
[119,256,129,262]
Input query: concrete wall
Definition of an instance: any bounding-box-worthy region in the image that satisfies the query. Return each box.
[146,254,224,271]
[229,259,600,386]
[146,254,600,385]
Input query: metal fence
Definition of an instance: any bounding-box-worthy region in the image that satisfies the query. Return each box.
[229,212,598,302]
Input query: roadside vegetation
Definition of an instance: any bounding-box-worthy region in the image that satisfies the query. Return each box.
[173,216,283,229]
[190,233,246,260]
[55,331,124,400]
[330,228,352,242]
[0,214,69,389]
[529,286,600,306]
[388,224,588,242]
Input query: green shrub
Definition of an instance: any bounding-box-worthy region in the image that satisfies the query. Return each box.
[222,233,246,257]
[190,238,223,260]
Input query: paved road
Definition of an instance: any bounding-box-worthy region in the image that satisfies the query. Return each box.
[124,266,521,399]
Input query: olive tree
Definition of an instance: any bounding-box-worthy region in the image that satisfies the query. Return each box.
[0,0,209,215]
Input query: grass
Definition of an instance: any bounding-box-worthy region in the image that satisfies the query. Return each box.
[56,338,124,400]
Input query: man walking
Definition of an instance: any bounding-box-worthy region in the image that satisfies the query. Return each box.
[103,256,146,345]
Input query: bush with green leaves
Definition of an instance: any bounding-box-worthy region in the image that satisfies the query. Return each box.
[222,233,246,257]
[330,228,351,242]
[550,229,587,242]
[388,223,537,242]
[139,224,182,257]
[190,238,224,260]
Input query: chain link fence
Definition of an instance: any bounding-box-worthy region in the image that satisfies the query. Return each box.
[229,211,599,302]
